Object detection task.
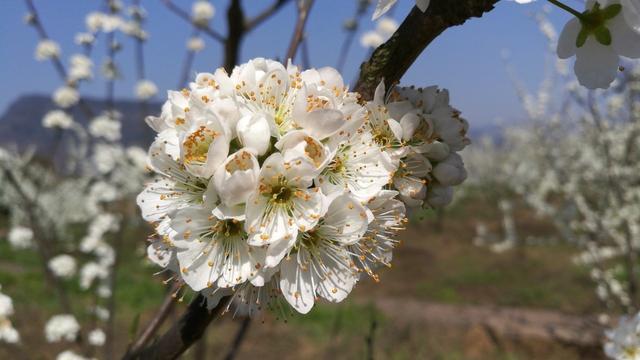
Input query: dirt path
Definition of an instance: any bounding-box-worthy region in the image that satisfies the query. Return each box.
[370,297,604,348]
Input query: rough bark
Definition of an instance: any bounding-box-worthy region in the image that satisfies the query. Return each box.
[354,0,500,100]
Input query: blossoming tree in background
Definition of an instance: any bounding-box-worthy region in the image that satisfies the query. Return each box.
[461,5,640,358]
[1,0,639,359]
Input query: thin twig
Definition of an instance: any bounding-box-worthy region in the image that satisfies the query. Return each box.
[162,0,225,43]
[179,28,201,88]
[285,0,315,62]
[223,317,252,360]
[132,0,149,116]
[126,283,180,356]
[122,295,233,360]
[23,0,95,119]
[365,306,377,360]
[335,1,369,72]
[244,0,292,30]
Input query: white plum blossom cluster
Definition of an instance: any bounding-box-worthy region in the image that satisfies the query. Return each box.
[138,58,469,314]
[7,225,33,250]
[605,312,640,360]
[48,254,78,279]
[56,350,90,360]
[462,10,640,316]
[0,286,20,344]
[191,0,215,26]
[44,314,80,343]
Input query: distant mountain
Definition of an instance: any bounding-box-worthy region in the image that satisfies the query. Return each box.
[0,94,161,155]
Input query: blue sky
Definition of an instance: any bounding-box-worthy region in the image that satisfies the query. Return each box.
[0,0,576,126]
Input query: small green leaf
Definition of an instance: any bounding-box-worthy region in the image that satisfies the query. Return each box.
[594,26,612,46]
[602,4,622,19]
[577,28,590,48]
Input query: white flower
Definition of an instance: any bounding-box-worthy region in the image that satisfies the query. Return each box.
[360,31,384,49]
[88,329,106,346]
[192,1,215,25]
[48,255,77,279]
[187,37,205,52]
[74,32,95,46]
[135,79,158,100]
[605,312,640,359]
[0,289,19,344]
[94,306,110,321]
[0,324,19,344]
[557,0,640,89]
[7,226,34,249]
[42,110,73,129]
[89,113,121,141]
[126,146,148,170]
[372,0,430,20]
[69,54,93,81]
[179,116,230,178]
[35,39,60,61]
[45,314,80,343]
[170,200,265,290]
[351,190,406,279]
[86,12,122,33]
[0,292,14,318]
[213,149,260,212]
[121,21,147,40]
[52,86,80,108]
[93,144,124,174]
[80,262,109,289]
[376,17,398,37]
[245,153,324,267]
[319,131,395,202]
[56,350,89,360]
[137,139,212,222]
[280,194,367,313]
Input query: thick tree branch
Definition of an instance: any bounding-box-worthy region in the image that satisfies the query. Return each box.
[354,0,500,100]
[122,295,232,360]
[224,0,245,72]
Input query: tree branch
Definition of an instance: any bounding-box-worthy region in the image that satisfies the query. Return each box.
[354,0,500,100]
[162,0,225,43]
[23,0,95,119]
[122,295,232,360]
[223,317,252,360]
[285,0,315,62]
[125,283,180,356]
[244,0,292,31]
[224,0,246,72]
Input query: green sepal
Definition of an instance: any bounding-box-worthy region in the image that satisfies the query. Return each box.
[602,4,622,20]
[594,26,612,46]
[577,28,589,48]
